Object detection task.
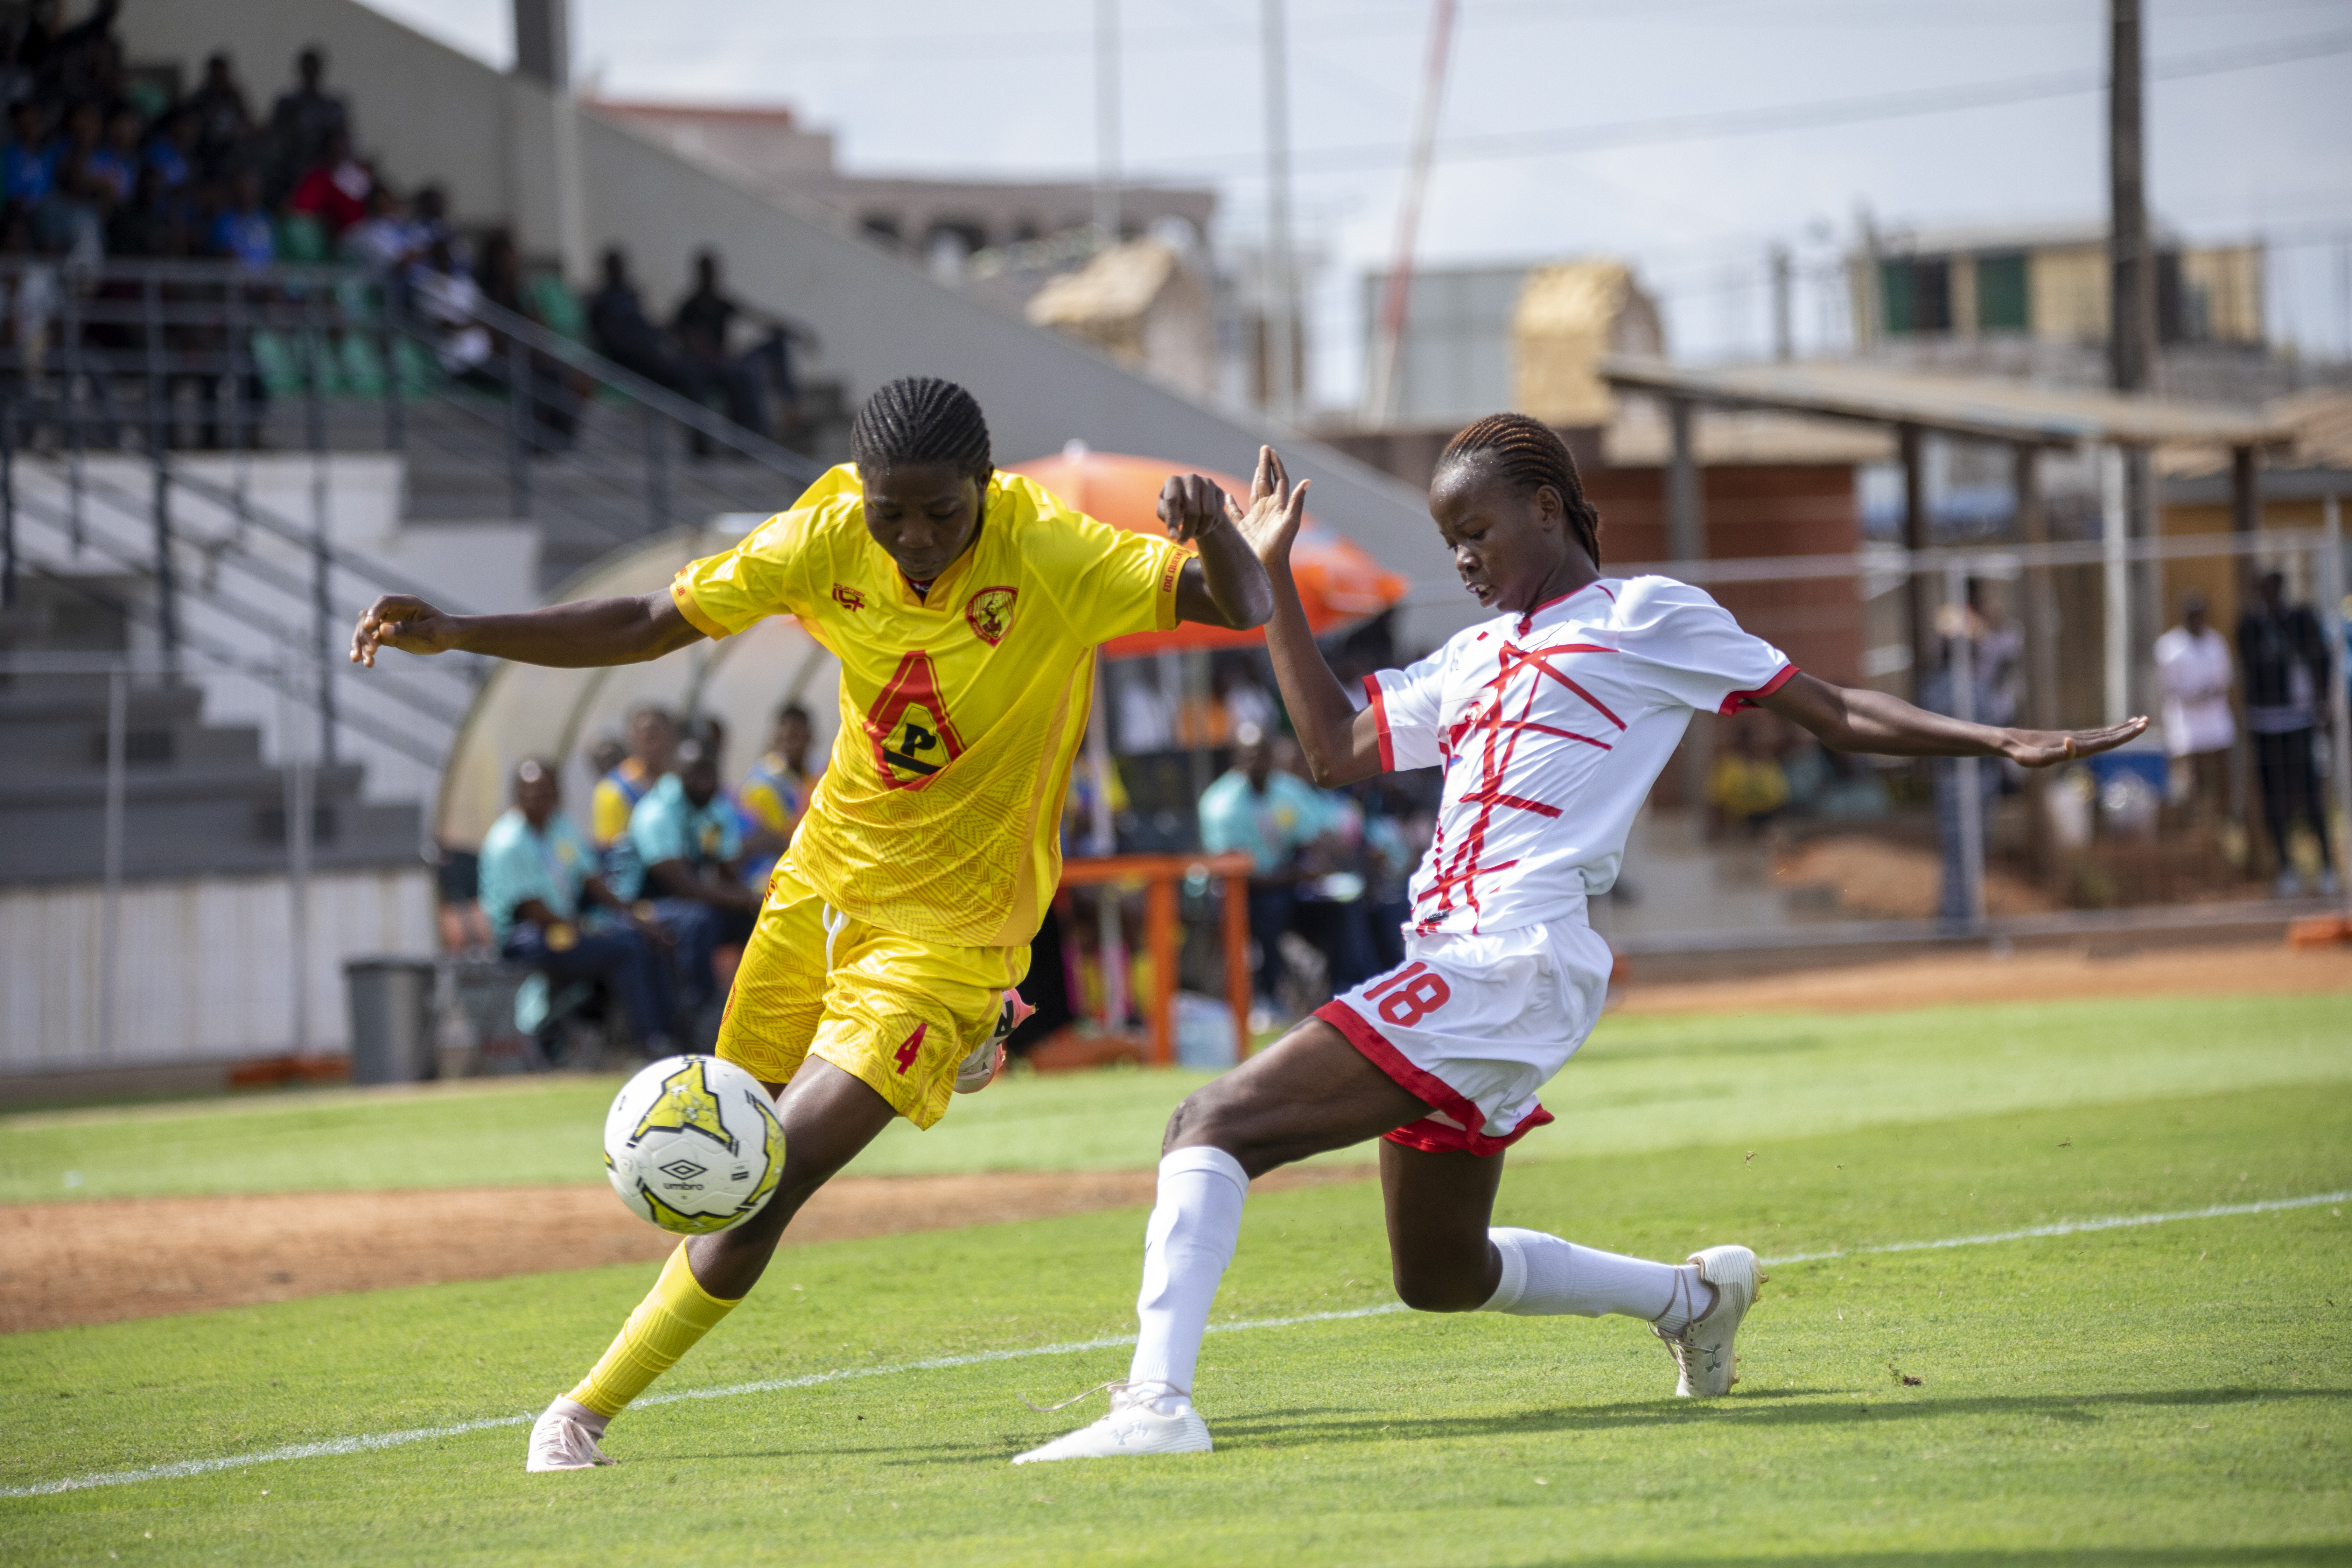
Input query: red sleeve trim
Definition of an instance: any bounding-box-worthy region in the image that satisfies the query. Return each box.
[1362,673,1395,771]
[1718,662,1798,716]
[1312,999,1554,1157]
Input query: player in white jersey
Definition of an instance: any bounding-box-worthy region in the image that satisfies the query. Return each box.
[1015,416,2146,1463]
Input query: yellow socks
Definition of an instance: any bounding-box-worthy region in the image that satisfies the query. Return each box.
[566,1242,743,1419]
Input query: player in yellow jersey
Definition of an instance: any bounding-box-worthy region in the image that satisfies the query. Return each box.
[348,376,1291,1471]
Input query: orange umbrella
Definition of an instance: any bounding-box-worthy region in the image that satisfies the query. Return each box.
[1007,446,1411,658]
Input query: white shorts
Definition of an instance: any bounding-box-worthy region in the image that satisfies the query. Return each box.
[1315,919,1613,1156]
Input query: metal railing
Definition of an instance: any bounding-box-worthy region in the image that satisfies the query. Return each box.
[0,255,825,789]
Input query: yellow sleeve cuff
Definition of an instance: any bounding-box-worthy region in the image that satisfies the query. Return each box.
[670,577,733,641]
[1153,543,1190,631]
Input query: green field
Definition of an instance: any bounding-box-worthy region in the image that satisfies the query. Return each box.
[3,993,2349,1564]
[7,993,2347,1203]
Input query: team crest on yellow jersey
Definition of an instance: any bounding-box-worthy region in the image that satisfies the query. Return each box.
[832,583,866,611]
[629,1059,739,1155]
[964,585,1018,646]
[866,650,966,787]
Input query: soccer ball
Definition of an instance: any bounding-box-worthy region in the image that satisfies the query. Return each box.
[603,1056,785,1235]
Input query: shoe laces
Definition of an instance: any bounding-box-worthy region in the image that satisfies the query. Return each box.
[1019,1377,1183,1414]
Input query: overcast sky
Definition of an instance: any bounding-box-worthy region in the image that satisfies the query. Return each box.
[361,0,2352,407]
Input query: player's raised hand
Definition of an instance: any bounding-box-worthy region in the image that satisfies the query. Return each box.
[350,593,458,667]
[1225,444,1310,569]
[1156,470,1234,547]
[2000,715,2150,768]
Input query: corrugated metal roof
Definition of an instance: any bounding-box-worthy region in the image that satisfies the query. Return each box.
[1600,356,2292,449]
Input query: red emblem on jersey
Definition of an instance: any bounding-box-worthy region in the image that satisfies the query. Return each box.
[964,586,1018,646]
[832,583,866,611]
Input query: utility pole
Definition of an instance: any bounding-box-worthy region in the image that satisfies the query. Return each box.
[1363,0,1458,427]
[1094,0,1121,244]
[2108,0,2160,711]
[1261,0,1297,421]
[2108,0,2154,397]
[1770,243,1794,361]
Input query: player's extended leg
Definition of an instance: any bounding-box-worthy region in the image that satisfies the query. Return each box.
[1376,1139,1757,1397]
[1015,1018,1422,1463]
[527,1059,895,1471]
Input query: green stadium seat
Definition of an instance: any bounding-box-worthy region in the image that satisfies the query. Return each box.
[276,214,330,265]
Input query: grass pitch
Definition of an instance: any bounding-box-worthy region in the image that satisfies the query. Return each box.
[1,994,2348,1565]
[5,991,2347,1202]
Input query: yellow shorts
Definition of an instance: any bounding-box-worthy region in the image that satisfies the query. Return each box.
[715,863,1028,1130]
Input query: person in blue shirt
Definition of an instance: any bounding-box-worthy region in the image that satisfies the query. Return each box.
[628,736,761,1021]
[210,169,275,269]
[1198,723,1373,1011]
[478,757,676,1055]
[3,101,58,206]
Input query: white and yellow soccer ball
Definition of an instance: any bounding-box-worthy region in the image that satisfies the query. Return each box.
[602,1056,785,1235]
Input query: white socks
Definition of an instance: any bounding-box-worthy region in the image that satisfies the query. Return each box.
[1126,1147,1250,1414]
[1482,1227,1714,1333]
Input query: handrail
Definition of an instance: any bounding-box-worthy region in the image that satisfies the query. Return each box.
[410,288,827,484]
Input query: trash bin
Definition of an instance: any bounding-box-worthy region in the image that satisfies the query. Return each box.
[344,957,437,1085]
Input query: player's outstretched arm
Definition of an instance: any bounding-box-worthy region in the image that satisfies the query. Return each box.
[1759,671,2146,767]
[1213,445,1383,788]
[348,591,706,670]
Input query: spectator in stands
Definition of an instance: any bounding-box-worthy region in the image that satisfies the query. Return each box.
[478,757,677,1057]
[339,180,418,275]
[1113,662,1175,752]
[1199,723,1357,1015]
[178,51,253,181]
[38,97,104,257]
[20,0,119,103]
[588,245,688,394]
[286,126,371,238]
[738,700,821,887]
[2155,589,2235,820]
[3,100,58,208]
[671,246,814,441]
[1276,732,1376,994]
[145,106,197,193]
[593,703,675,902]
[629,735,761,1021]
[209,169,274,270]
[1708,721,1790,836]
[594,704,677,848]
[478,228,582,450]
[267,46,349,202]
[407,182,465,272]
[415,236,493,377]
[2239,570,2338,898]
[103,160,172,257]
[84,105,138,206]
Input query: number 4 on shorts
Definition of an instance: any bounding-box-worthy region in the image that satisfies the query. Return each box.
[892,1022,927,1075]
[1362,961,1452,1028]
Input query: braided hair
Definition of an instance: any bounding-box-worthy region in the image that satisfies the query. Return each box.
[849,376,994,484]
[1436,413,1602,566]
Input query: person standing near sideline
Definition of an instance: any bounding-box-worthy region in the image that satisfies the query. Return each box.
[2238,570,2338,898]
[2154,590,2235,822]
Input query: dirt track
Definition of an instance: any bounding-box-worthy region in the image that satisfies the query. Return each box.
[1615,939,2352,1015]
[0,1166,1368,1335]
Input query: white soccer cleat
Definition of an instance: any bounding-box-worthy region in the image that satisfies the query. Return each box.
[1654,1244,1760,1398]
[525,1397,615,1471]
[956,990,1034,1094]
[1011,1383,1213,1463]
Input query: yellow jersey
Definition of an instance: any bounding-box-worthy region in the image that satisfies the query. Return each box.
[670,464,1186,947]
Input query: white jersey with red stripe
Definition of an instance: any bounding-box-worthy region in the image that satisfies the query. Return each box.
[1365,574,1794,939]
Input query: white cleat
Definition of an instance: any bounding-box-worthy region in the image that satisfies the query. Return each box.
[525,1397,615,1471]
[1011,1383,1213,1463]
[1655,1244,1760,1398]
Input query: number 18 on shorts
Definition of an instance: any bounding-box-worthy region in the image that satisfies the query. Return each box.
[1314,919,1615,1157]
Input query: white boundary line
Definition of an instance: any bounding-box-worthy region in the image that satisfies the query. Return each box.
[5,1189,2343,1499]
